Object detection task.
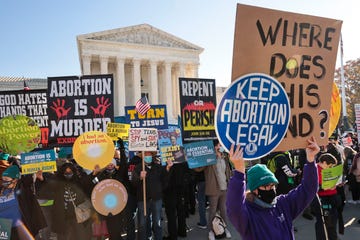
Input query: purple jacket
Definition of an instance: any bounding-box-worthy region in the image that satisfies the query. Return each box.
[226,162,317,240]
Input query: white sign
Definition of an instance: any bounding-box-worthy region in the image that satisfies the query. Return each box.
[128,128,158,151]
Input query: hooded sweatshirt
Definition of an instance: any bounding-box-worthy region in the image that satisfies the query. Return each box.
[226,161,318,240]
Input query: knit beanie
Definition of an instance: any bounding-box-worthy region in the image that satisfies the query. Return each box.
[0,152,10,160]
[2,165,20,179]
[247,164,278,191]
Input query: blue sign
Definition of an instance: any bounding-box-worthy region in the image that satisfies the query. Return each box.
[20,149,57,174]
[158,128,185,165]
[124,104,168,129]
[215,73,290,160]
[184,140,216,169]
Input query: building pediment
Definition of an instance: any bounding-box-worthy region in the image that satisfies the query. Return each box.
[77,24,203,51]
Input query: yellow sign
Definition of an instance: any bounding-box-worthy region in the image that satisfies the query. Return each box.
[329,83,341,135]
[106,123,130,141]
[22,161,57,174]
[72,131,114,170]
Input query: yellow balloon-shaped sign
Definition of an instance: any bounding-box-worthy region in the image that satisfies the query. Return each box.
[329,83,341,135]
[72,131,114,170]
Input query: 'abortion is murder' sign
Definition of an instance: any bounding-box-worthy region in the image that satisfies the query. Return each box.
[232,4,342,150]
[47,74,114,146]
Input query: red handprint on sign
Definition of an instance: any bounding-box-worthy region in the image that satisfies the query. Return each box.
[50,99,72,120]
[90,96,111,117]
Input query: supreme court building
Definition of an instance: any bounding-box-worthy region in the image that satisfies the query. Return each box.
[76,24,204,123]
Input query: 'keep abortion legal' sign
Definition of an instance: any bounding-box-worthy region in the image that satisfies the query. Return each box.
[215,73,290,160]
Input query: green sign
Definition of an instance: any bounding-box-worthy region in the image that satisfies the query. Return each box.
[321,164,343,190]
[0,218,12,240]
[0,115,40,155]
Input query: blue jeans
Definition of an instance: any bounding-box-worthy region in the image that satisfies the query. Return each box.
[196,181,207,226]
[137,199,163,240]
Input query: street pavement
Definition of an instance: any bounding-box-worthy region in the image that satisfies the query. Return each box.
[173,192,360,240]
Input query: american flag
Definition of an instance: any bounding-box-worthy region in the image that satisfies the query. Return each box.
[23,80,30,90]
[135,96,151,115]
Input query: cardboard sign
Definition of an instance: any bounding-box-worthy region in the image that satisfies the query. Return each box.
[178,78,217,141]
[329,83,341,135]
[124,104,168,129]
[72,131,114,170]
[0,89,49,146]
[0,115,41,155]
[215,73,290,160]
[91,179,128,216]
[158,128,186,165]
[128,128,158,152]
[0,218,12,240]
[21,149,57,174]
[321,164,343,190]
[232,4,342,149]
[47,74,114,146]
[184,140,216,169]
[106,123,130,141]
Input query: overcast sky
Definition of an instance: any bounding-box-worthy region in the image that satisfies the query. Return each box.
[0,0,358,87]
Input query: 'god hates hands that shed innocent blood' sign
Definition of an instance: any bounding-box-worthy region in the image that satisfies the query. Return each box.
[215,73,290,160]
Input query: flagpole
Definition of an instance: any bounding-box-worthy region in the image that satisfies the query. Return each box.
[340,34,352,132]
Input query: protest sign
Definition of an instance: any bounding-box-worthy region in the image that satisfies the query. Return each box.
[179,78,217,141]
[329,83,341,135]
[106,122,130,141]
[72,131,114,170]
[21,149,57,174]
[47,74,114,146]
[0,89,49,146]
[125,104,168,129]
[128,128,158,152]
[322,164,343,190]
[232,4,342,149]
[215,73,290,160]
[91,179,128,216]
[355,104,360,144]
[158,128,186,165]
[0,218,12,240]
[184,140,216,169]
[0,115,41,155]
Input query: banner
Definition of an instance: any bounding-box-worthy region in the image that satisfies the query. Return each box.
[21,149,57,174]
[184,140,216,169]
[124,104,168,129]
[215,73,290,159]
[232,4,342,149]
[128,128,158,152]
[158,128,186,165]
[179,78,217,141]
[321,164,343,190]
[0,115,41,155]
[47,74,114,146]
[0,89,49,146]
[106,123,130,141]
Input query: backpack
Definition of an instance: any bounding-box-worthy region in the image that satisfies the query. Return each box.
[212,214,226,239]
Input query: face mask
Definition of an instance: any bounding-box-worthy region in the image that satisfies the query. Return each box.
[144,156,152,164]
[64,173,73,180]
[106,168,115,174]
[2,180,13,188]
[257,188,276,204]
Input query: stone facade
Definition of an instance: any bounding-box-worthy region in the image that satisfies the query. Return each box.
[77,24,204,123]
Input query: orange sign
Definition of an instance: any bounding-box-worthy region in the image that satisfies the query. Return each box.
[91,179,128,216]
[72,131,114,170]
[232,4,342,149]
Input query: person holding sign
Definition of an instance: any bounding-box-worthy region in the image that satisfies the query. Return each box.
[0,165,47,239]
[131,151,172,240]
[314,153,342,240]
[226,137,320,240]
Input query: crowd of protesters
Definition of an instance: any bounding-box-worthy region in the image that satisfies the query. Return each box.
[1,131,360,240]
